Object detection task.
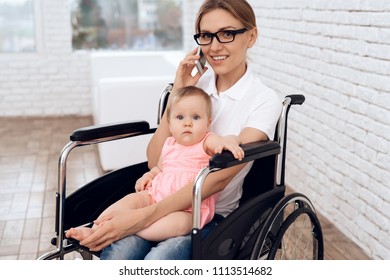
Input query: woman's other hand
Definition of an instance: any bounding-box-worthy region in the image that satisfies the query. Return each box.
[78,206,156,252]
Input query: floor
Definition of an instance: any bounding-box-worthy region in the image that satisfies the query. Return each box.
[0,116,370,260]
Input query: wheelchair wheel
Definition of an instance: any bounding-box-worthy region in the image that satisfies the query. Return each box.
[250,193,324,260]
[268,206,323,259]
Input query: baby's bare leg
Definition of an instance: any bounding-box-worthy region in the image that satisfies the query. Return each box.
[136,211,192,242]
[99,190,151,217]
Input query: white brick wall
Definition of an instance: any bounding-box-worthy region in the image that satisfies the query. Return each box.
[246,0,389,259]
[0,0,91,116]
[0,0,388,259]
[184,0,389,259]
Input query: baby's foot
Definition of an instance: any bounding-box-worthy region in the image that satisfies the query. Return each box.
[65,227,94,241]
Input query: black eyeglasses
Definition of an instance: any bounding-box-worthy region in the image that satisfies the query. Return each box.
[194,28,248,46]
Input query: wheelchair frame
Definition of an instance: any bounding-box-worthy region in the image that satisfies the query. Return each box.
[38,84,324,260]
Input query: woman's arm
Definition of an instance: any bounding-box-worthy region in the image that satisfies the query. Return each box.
[147,113,171,168]
[240,127,269,142]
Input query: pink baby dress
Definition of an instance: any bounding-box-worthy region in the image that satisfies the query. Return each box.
[148,133,216,228]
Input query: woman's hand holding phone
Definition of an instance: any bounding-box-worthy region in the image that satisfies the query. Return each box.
[173,47,207,91]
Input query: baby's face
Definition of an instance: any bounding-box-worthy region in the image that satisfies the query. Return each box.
[169,95,210,146]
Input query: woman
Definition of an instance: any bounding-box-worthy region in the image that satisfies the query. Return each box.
[78,0,282,259]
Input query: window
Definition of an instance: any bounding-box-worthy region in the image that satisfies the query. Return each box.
[70,0,183,51]
[0,0,36,52]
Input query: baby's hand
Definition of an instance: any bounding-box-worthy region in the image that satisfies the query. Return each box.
[134,172,153,192]
[214,136,244,161]
[215,145,244,161]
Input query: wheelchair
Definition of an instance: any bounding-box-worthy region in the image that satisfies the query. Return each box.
[38,83,324,260]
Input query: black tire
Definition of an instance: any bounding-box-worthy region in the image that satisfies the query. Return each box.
[268,206,324,259]
[250,193,324,260]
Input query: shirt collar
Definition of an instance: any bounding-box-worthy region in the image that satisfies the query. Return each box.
[201,62,254,101]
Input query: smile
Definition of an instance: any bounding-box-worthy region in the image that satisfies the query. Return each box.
[212,55,228,61]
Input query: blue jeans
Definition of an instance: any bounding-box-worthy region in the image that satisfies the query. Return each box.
[100,214,223,260]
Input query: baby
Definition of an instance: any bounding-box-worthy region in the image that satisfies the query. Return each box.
[66,86,244,242]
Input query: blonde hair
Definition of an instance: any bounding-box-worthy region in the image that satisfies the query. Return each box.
[195,0,257,33]
[166,86,212,122]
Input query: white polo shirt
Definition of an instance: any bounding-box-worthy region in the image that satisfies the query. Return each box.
[196,63,282,216]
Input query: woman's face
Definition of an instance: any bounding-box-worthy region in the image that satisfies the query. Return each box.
[198,8,257,84]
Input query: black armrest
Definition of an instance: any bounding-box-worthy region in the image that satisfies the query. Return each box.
[209,140,280,169]
[70,120,154,142]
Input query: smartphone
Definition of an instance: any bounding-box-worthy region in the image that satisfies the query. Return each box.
[195,47,206,74]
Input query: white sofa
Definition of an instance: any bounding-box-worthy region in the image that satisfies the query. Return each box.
[91,51,183,171]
